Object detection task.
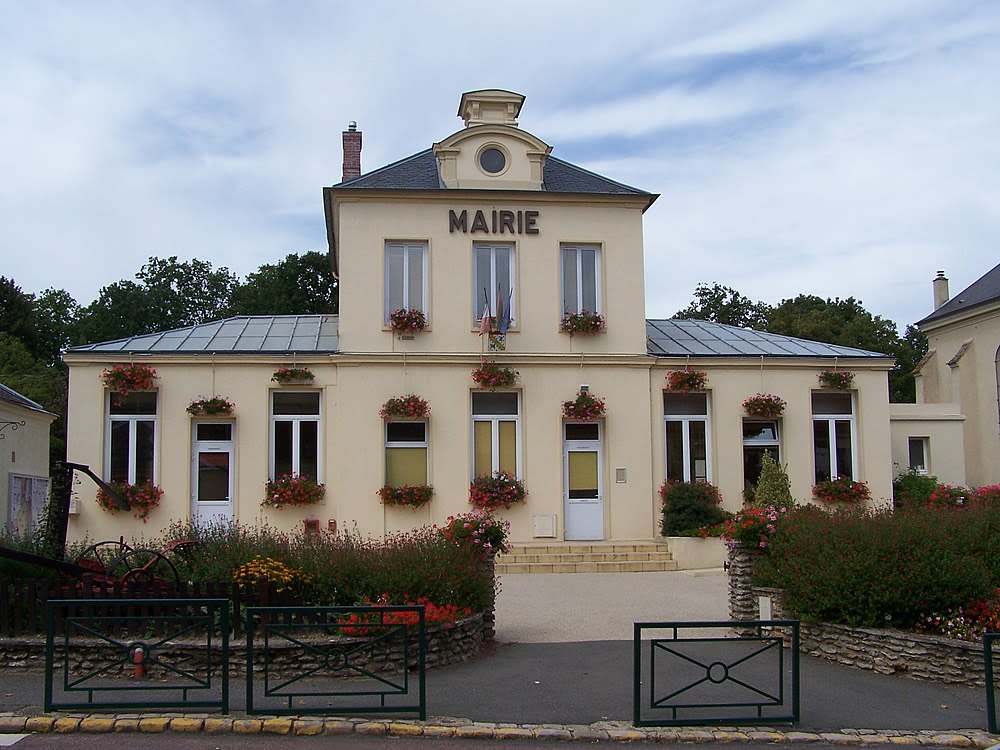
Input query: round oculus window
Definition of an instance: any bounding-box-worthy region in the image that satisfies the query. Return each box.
[479,147,506,174]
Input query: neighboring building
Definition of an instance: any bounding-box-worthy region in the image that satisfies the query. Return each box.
[64,89,894,545]
[890,265,1000,487]
[0,383,56,533]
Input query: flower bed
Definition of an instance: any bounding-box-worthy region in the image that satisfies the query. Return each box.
[742,393,785,418]
[561,390,605,421]
[389,307,427,333]
[471,360,517,389]
[469,471,526,511]
[665,369,707,391]
[377,484,434,508]
[379,394,430,420]
[95,481,163,522]
[187,396,235,416]
[559,310,605,335]
[262,474,325,509]
[101,363,157,396]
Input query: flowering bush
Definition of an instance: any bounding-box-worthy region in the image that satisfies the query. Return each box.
[101,363,157,396]
[559,310,606,335]
[471,360,517,390]
[95,481,163,522]
[271,367,314,384]
[561,390,606,421]
[721,505,786,550]
[262,474,325,509]
[232,555,313,594]
[186,396,235,416]
[927,484,971,508]
[377,484,434,508]
[379,394,430,420]
[389,308,427,333]
[665,369,707,391]
[339,594,474,636]
[469,471,527,510]
[812,477,871,505]
[742,393,786,418]
[818,369,854,389]
[659,480,727,536]
[973,485,1000,508]
[916,590,1000,642]
[440,511,511,555]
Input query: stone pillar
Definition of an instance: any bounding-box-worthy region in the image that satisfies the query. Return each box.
[727,544,761,622]
[481,555,496,640]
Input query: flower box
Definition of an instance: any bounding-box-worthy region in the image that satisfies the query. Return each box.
[389,307,427,334]
[559,311,605,336]
[101,363,157,396]
[187,396,235,416]
[818,370,854,389]
[469,471,527,511]
[379,394,430,420]
[471,360,517,390]
[561,390,606,421]
[272,367,314,385]
[263,473,325,508]
[742,393,786,418]
[665,369,708,391]
[812,476,871,505]
[378,484,434,508]
[96,481,163,522]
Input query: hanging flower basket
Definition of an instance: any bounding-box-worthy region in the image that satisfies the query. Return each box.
[562,390,606,421]
[742,393,786,418]
[812,477,871,505]
[379,394,430,420]
[262,473,325,509]
[389,308,427,333]
[101,363,157,396]
[377,484,434,508]
[469,471,527,511]
[187,396,235,416]
[471,360,518,390]
[818,370,854,389]
[665,369,708,391]
[96,481,163,522]
[272,367,314,385]
[559,311,606,336]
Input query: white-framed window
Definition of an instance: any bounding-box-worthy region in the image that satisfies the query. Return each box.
[270,391,321,481]
[812,392,856,482]
[472,243,515,326]
[743,420,780,495]
[106,391,157,485]
[384,241,427,324]
[908,436,929,474]
[560,244,600,315]
[385,421,428,486]
[663,392,710,482]
[471,391,520,477]
[8,474,49,532]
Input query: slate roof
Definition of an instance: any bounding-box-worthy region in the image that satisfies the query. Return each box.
[67,315,340,355]
[646,319,890,359]
[332,149,653,199]
[918,262,1000,326]
[0,382,48,413]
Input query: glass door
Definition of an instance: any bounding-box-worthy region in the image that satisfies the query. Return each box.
[192,422,234,525]
[563,422,604,541]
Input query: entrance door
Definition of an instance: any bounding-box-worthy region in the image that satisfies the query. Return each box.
[563,422,604,541]
[192,422,234,525]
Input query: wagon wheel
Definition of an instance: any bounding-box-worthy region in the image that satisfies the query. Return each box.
[75,539,134,578]
[108,548,181,592]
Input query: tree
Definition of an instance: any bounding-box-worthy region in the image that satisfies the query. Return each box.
[889,325,929,403]
[766,295,900,354]
[0,333,67,465]
[229,251,338,315]
[0,276,38,355]
[673,283,770,329]
[32,288,81,366]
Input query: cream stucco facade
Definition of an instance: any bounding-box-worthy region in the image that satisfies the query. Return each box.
[1,384,56,533]
[64,90,894,545]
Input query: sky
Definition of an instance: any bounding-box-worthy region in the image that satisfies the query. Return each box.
[2,1,998,331]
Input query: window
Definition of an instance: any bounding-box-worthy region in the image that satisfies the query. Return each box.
[270,391,321,481]
[561,244,600,315]
[384,241,427,324]
[8,474,49,532]
[743,421,780,495]
[663,392,710,482]
[908,437,928,474]
[385,421,428,486]
[812,392,855,483]
[473,243,514,326]
[107,391,157,485]
[471,391,519,477]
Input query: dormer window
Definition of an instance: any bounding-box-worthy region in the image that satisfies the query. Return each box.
[479,146,507,175]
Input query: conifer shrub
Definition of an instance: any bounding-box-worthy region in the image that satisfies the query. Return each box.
[749,453,794,509]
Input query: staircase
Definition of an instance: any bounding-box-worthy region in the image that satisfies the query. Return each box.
[495,541,677,574]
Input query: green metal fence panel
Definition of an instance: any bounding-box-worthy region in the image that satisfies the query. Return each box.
[633,620,799,727]
[246,605,426,719]
[986,632,998,733]
[44,598,230,713]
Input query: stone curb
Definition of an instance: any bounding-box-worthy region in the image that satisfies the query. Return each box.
[0,713,996,746]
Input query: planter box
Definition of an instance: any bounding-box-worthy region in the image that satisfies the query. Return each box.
[666,537,726,570]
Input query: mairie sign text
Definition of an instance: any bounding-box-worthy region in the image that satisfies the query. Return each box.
[449,209,539,235]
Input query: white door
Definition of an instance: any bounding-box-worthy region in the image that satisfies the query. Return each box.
[192,422,234,525]
[563,422,604,541]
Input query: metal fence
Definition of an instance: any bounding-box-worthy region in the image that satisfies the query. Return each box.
[245,605,426,718]
[44,598,230,713]
[633,619,799,727]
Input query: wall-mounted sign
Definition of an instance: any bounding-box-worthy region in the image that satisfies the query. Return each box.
[449,209,539,235]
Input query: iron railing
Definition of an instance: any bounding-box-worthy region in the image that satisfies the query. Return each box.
[633,619,799,727]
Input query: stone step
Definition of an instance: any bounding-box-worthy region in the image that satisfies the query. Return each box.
[495,542,677,574]
[496,559,678,574]
[500,551,675,564]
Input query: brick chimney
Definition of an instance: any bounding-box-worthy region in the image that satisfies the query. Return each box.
[342,121,362,182]
[933,270,950,310]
